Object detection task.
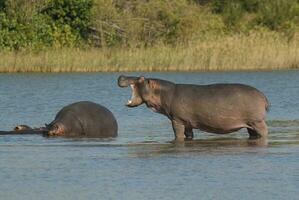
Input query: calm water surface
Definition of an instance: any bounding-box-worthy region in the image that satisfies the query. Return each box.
[0,71,299,200]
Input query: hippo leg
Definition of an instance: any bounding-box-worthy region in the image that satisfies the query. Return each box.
[184,127,194,140]
[171,120,185,141]
[247,120,268,139]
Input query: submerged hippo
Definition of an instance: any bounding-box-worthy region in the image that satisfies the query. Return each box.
[118,75,269,141]
[0,125,48,135]
[0,101,118,138]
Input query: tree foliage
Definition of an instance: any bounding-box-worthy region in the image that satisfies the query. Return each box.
[0,0,299,50]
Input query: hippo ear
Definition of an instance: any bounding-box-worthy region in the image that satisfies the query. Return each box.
[138,76,145,83]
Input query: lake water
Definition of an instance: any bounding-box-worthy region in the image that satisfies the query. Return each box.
[0,71,299,200]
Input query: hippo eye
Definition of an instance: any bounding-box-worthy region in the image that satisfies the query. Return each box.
[14,126,20,131]
[54,124,62,132]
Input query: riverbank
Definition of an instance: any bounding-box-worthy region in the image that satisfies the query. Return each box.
[0,32,298,72]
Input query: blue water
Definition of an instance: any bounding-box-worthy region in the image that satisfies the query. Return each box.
[0,71,299,200]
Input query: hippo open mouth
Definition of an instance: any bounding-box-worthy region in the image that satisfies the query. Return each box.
[118,75,143,107]
[126,84,141,107]
[126,84,135,106]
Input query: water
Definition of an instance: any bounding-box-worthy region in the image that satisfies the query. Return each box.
[0,71,299,200]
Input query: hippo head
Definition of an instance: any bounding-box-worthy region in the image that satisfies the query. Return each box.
[46,122,66,136]
[14,125,33,131]
[13,124,48,135]
[118,75,153,107]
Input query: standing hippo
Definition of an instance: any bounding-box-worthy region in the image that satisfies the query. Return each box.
[0,101,118,138]
[118,75,269,141]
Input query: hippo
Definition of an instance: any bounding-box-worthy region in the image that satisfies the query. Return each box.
[118,75,269,141]
[0,101,118,138]
[0,125,47,135]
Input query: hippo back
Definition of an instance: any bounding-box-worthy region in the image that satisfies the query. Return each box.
[54,101,118,137]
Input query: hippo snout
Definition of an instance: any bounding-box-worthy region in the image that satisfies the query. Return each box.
[118,75,128,87]
[118,75,138,87]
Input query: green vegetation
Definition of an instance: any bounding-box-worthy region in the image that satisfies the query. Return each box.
[0,0,299,72]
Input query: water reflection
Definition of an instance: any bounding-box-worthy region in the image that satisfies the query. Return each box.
[127,137,267,158]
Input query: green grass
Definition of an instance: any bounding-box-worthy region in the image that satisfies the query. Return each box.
[0,31,298,72]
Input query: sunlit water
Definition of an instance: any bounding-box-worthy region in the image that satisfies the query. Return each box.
[0,71,299,200]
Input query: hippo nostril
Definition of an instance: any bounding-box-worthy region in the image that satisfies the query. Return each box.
[118,75,125,80]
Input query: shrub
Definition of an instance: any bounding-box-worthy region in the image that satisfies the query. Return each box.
[256,0,299,30]
[0,0,299,50]
[0,0,93,50]
[41,0,93,39]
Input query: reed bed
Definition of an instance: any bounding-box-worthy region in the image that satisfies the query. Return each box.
[0,32,298,72]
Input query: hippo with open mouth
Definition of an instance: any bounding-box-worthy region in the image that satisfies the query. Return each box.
[118,75,269,141]
[0,101,118,138]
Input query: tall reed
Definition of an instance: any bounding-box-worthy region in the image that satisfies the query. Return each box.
[0,32,298,72]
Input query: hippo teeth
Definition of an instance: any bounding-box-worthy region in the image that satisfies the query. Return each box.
[127,100,132,105]
[125,84,134,105]
[126,99,134,106]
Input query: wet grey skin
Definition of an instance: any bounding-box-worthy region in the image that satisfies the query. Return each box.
[118,75,269,141]
[0,101,118,138]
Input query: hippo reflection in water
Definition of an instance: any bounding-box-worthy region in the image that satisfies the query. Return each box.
[118,75,269,141]
[0,101,118,138]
